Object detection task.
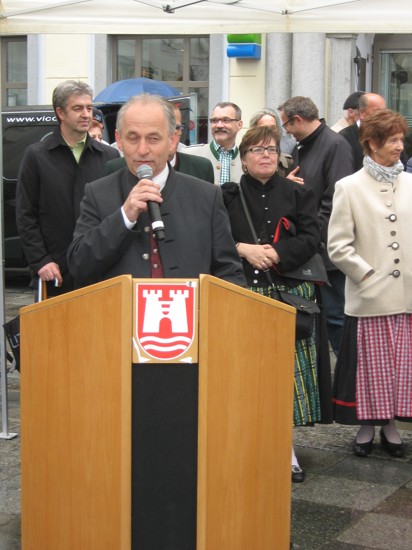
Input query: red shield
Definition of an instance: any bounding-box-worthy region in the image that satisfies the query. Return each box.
[135,282,196,361]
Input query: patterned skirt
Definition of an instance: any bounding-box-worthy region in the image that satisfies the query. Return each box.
[333,313,412,424]
[249,281,321,427]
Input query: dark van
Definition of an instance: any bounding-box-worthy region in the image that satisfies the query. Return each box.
[2,106,58,270]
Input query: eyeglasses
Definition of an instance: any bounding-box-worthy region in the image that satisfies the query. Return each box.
[282,116,296,129]
[247,146,279,156]
[209,118,240,125]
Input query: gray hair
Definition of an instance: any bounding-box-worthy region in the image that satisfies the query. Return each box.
[213,101,242,120]
[52,80,93,115]
[249,108,281,131]
[278,96,319,122]
[116,93,176,136]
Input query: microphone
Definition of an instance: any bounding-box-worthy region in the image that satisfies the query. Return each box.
[136,164,165,241]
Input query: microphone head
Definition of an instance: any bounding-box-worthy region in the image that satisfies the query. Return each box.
[137,164,153,180]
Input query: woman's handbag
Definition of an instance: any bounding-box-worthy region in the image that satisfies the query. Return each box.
[238,186,320,340]
[269,286,319,339]
[273,217,329,285]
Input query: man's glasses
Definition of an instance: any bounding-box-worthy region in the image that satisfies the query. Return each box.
[282,116,296,129]
[247,146,279,156]
[209,118,240,125]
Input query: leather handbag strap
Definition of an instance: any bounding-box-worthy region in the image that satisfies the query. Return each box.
[238,185,275,288]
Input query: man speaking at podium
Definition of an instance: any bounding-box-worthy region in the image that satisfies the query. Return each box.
[67,94,245,287]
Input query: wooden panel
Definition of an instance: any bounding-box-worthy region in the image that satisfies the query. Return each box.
[197,276,295,550]
[20,276,132,549]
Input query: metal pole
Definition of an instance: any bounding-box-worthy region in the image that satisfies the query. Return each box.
[0,50,18,440]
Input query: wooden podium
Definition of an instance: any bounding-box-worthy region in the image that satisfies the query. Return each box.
[20,275,295,550]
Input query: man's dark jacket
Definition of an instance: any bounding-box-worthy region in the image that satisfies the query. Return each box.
[105,152,215,184]
[16,128,120,294]
[67,167,246,288]
[292,120,354,269]
[339,124,363,171]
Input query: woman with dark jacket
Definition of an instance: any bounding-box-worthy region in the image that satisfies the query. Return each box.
[222,125,329,482]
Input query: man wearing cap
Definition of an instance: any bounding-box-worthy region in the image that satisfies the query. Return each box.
[339,92,386,171]
[89,107,108,143]
[330,91,365,133]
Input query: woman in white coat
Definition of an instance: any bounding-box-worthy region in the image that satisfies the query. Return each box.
[328,109,412,458]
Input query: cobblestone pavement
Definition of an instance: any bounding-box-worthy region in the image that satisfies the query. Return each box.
[1,276,411,549]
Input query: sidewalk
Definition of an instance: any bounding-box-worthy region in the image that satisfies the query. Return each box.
[1,281,411,549]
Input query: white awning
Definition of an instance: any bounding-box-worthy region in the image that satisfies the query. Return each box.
[1,0,411,35]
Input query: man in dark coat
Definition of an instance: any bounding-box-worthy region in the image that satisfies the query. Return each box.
[279,96,354,355]
[339,92,386,171]
[67,94,245,288]
[16,80,120,296]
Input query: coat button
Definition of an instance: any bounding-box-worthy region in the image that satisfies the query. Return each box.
[388,214,397,222]
[391,270,401,278]
[394,259,400,264]
[253,279,258,284]
[390,242,400,250]
[144,226,151,233]
[390,231,396,236]
[142,253,150,261]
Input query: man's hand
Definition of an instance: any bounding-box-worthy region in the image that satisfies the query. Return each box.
[38,262,62,286]
[123,178,162,224]
[287,166,304,185]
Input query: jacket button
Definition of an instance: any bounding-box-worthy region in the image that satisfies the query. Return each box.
[388,214,397,222]
[394,259,400,264]
[390,242,400,250]
[144,226,151,233]
[142,253,150,261]
[391,270,401,278]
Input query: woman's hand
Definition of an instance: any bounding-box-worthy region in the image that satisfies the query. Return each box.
[237,243,278,270]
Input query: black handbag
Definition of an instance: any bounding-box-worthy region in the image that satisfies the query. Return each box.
[238,186,320,340]
[269,286,319,340]
[273,217,329,285]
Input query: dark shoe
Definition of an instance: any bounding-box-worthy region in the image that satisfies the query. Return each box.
[353,434,374,457]
[380,428,405,458]
[292,465,305,483]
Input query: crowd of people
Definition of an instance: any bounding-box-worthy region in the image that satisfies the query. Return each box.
[16,80,412,484]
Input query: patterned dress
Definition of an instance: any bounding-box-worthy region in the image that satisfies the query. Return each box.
[222,173,327,427]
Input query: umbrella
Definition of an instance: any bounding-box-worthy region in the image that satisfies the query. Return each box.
[94,77,180,103]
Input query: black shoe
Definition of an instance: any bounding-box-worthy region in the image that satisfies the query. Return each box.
[353,434,374,457]
[380,428,405,458]
[292,465,305,483]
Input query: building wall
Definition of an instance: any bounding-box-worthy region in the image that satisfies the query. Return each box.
[25,31,374,130]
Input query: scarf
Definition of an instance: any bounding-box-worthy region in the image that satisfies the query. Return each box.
[363,155,404,184]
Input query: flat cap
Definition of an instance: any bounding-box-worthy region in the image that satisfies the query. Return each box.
[92,107,104,126]
[343,91,364,110]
